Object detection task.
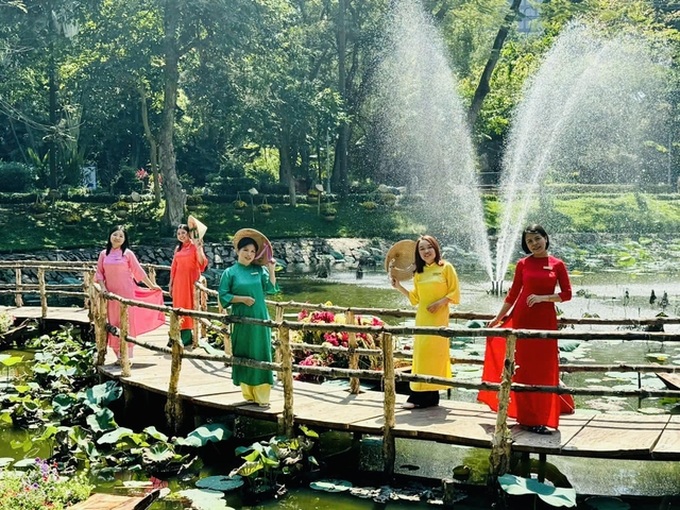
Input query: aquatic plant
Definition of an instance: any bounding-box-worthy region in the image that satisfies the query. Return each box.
[498,473,576,508]
[230,425,320,503]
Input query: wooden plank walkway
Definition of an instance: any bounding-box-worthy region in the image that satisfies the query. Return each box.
[5,306,680,461]
[69,489,159,510]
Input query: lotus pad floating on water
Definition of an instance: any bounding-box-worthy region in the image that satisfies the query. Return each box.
[498,474,576,508]
[176,488,235,510]
[584,496,631,510]
[310,479,352,492]
[195,475,244,491]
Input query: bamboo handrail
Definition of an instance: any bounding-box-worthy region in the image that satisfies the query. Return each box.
[4,259,680,481]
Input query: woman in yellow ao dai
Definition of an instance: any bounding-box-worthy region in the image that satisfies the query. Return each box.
[391,235,460,409]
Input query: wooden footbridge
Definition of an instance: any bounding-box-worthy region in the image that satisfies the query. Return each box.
[2,260,680,482]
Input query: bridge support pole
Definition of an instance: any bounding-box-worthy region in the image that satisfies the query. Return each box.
[489,333,517,481]
[165,312,184,434]
[37,268,47,318]
[15,269,23,307]
[119,304,130,377]
[382,332,396,479]
[278,324,294,437]
[94,293,107,366]
[347,311,360,394]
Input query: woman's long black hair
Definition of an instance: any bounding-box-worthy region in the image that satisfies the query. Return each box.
[105,225,130,255]
[174,224,190,252]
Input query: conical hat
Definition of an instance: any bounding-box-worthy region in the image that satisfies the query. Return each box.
[384,239,416,281]
[232,228,274,266]
[187,215,207,240]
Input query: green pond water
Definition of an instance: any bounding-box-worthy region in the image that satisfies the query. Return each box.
[2,269,680,508]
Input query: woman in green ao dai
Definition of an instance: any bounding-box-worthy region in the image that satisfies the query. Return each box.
[218,233,279,407]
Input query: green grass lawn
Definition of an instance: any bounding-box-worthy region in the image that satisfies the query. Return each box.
[2,192,678,253]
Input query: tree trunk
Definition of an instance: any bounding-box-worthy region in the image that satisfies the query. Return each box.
[331,0,349,194]
[138,85,161,204]
[467,0,522,127]
[48,1,58,190]
[279,123,296,206]
[159,0,186,230]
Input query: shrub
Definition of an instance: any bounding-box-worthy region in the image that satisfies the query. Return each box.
[321,205,337,216]
[0,162,34,193]
[379,193,397,206]
[111,166,138,195]
[0,459,92,510]
[30,201,49,214]
[360,201,377,210]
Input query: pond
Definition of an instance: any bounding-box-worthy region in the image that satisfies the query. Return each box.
[1,268,679,509]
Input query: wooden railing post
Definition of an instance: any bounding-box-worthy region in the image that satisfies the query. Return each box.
[274,305,284,363]
[382,332,396,479]
[198,276,207,339]
[83,271,92,311]
[489,333,517,480]
[37,268,47,318]
[148,266,157,285]
[279,324,295,437]
[165,312,183,434]
[192,283,200,348]
[94,293,108,366]
[347,311,360,394]
[15,268,23,307]
[119,304,131,377]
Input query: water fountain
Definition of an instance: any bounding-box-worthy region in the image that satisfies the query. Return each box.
[375,2,670,291]
[374,0,493,281]
[493,22,671,286]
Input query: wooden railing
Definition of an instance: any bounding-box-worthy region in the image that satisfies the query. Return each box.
[2,260,680,479]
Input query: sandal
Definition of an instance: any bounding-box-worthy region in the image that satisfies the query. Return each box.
[525,425,552,435]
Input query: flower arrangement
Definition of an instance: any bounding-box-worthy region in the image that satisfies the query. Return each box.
[258,203,273,213]
[293,307,384,382]
[0,458,92,510]
[360,201,377,211]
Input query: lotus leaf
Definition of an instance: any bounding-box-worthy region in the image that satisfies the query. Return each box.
[97,426,135,444]
[13,458,36,468]
[310,479,353,492]
[0,354,22,367]
[195,475,244,491]
[142,443,176,464]
[0,411,12,425]
[52,393,77,416]
[584,496,631,510]
[174,423,232,447]
[83,381,122,407]
[231,460,264,477]
[86,408,117,432]
[498,474,576,508]
[144,426,169,442]
[176,488,234,510]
